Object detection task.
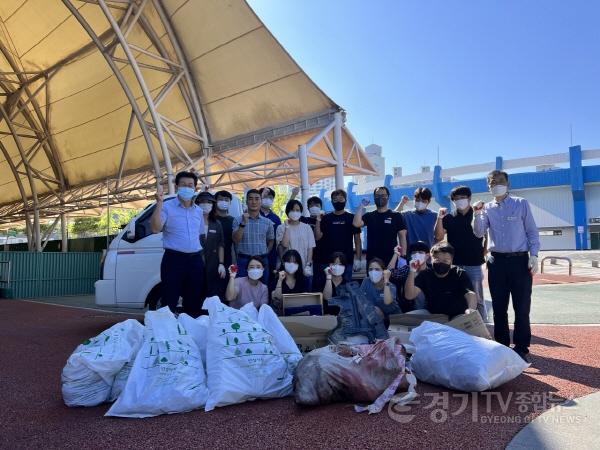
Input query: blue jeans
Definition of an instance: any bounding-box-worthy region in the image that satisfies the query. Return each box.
[236,254,269,285]
[459,264,487,321]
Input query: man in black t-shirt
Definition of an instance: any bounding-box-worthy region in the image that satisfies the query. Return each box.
[315,189,362,289]
[404,241,478,319]
[353,186,407,266]
[434,185,487,320]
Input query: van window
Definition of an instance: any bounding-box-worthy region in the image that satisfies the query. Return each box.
[123,197,175,243]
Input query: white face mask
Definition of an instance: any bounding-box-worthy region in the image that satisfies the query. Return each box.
[331,264,345,276]
[247,268,264,281]
[411,253,427,265]
[491,185,508,197]
[288,211,302,221]
[414,201,427,211]
[284,262,299,274]
[261,198,274,208]
[217,200,230,211]
[199,203,213,214]
[368,269,383,283]
[309,206,321,216]
[454,199,470,210]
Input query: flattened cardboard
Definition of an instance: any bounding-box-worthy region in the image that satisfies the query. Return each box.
[283,292,323,316]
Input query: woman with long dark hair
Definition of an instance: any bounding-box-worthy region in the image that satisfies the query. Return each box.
[271,249,307,315]
[195,192,225,298]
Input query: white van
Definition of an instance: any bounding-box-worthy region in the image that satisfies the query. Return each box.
[95,193,242,309]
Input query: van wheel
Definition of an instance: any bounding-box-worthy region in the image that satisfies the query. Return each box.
[146,286,163,311]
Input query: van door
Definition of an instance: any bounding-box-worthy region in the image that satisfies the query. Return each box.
[115,199,171,307]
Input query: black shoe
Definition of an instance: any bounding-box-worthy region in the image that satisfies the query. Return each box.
[514,350,531,364]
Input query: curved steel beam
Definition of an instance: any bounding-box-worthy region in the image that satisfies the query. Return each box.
[96,0,174,193]
[62,0,163,187]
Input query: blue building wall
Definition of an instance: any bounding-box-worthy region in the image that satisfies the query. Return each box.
[317,146,600,250]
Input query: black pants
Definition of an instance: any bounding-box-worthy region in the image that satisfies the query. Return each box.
[487,253,532,354]
[160,249,204,317]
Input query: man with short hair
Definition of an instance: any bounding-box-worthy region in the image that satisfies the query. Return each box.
[401,187,437,249]
[435,185,487,320]
[404,242,478,318]
[233,189,275,284]
[150,171,205,316]
[473,170,540,362]
[353,186,407,266]
[315,189,362,289]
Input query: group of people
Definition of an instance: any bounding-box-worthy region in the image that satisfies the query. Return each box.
[152,168,539,362]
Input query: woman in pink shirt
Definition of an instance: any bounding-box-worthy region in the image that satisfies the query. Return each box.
[225,255,268,309]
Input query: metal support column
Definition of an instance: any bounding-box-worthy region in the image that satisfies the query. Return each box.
[298,144,310,210]
[333,111,344,189]
[61,213,68,252]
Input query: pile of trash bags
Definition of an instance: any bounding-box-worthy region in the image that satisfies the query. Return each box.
[61,297,302,417]
[62,301,530,418]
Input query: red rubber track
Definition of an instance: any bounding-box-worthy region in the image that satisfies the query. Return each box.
[1,300,598,450]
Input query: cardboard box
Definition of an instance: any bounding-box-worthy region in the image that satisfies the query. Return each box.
[388,313,449,328]
[447,313,492,340]
[283,292,323,316]
[279,315,337,353]
[387,325,412,345]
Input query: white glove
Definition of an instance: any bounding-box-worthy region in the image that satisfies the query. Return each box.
[353,259,361,272]
[528,255,538,274]
[218,263,226,278]
[304,264,313,277]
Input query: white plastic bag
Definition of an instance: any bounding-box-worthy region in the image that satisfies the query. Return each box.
[203,297,293,411]
[409,321,529,391]
[257,304,302,374]
[177,313,209,368]
[106,307,208,418]
[61,319,144,407]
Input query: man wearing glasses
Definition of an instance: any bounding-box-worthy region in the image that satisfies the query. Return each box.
[473,170,540,363]
[353,186,408,267]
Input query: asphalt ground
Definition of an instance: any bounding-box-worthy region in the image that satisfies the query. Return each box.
[1,299,599,450]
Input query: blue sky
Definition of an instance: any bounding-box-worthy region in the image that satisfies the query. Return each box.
[248,0,600,175]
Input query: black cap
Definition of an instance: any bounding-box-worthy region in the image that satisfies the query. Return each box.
[195,191,215,204]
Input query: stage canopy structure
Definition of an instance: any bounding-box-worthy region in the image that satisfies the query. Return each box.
[0,0,375,250]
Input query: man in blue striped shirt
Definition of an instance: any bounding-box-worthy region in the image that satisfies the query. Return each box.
[150,171,205,317]
[473,170,540,363]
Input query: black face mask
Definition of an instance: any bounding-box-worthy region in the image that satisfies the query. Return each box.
[374,197,387,208]
[432,262,451,276]
[333,201,346,211]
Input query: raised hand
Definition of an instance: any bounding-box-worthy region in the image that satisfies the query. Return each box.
[291,186,300,197]
[401,195,409,205]
[241,212,250,225]
[278,270,287,281]
[228,264,238,278]
[361,198,370,207]
[383,269,391,283]
[155,184,164,203]
[409,259,422,273]
[438,207,448,218]
[473,201,485,214]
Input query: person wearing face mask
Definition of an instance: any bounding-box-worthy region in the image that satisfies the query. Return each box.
[359,258,401,327]
[473,170,540,363]
[353,186,407,267]
[388,241,429,312]
[195,192,225,298]
[276,200,316,289]
[271,249,307,315]
[214,190,236,269]
[299,196,326,282]
[322,252,349,304]
[233,189,274,284]
[150,171,205,317]
[315,189,362,291]
[401,187,437,249]
[434,186,487,320]
[226,256,268,309]
[404,242,478,319]
[258,187,282,288]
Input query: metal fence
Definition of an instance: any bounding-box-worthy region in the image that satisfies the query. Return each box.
[0,252,101,299]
